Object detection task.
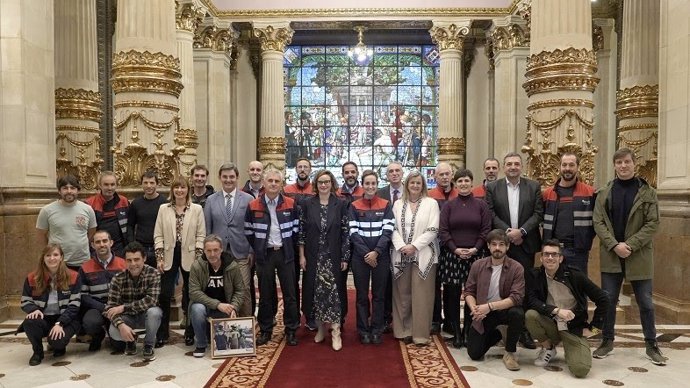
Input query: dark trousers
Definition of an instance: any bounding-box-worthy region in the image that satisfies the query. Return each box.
[81,308,108,341]
[562,247,590,275]
[443,284,462,324]
[466,306,524,360]
[384,271,393,326]
[508,245,536,270]
[23,315,78,353]
[352,256,389,335]
[336,265,350,323]
[142,244,157,268]
[158,242,190,340]
[256,248,299,333]
[432,276,443,325]
[294,255,302,317]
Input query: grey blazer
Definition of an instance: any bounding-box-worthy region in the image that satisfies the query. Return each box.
[204,189,253,259]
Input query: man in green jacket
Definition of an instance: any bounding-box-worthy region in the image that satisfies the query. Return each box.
[592,148,666,365]
[188,234,247,358]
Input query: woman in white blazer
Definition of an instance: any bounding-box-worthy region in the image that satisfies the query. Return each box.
[391,169,440,346]
[154,176,206,347]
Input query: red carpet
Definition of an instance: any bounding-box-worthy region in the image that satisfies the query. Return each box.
[206,290,469,388]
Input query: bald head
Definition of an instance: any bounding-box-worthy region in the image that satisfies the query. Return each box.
[248,161,263,184]
[435,162,453,190]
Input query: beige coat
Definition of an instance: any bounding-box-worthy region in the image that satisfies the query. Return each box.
[154,203,206,271]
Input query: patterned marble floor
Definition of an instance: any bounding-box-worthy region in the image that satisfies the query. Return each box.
[0,322,689,388]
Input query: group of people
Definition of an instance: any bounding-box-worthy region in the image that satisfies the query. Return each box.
[22,147,666,378]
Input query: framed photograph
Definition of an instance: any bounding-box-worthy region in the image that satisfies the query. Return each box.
[210,316,256,358]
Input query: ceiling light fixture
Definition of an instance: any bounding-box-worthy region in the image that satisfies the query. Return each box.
[348,26,373,65]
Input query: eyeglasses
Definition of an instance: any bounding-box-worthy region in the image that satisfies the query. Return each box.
[317,180,331,185]
[542,252,561,258]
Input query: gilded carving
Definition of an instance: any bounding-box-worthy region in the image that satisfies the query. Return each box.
[617,122,658,133]
[437,137,466,155]
[175,128,199,150]
[592,25,604,52]
[615,84,658,120]
[55,88,103,122]
[430,24,470,51]
[111,50,183,97]
[528,98,595,111]
[523,48,599,96]
[485,37,495,71]
[53,125,101,134]
[253,25,294,53]
[114,100,180,112]
[56,132,103,190]
[175,1,205,33]
[517,1,532,30]
[491,24,529,53]
[617,131,658,188]
[113,143,183,187]
[194,25,238,52]
[258,136,286,155]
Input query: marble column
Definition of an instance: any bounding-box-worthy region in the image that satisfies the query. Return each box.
[489,16,530,161]
[592,18,618,187]
[465,39,491,175]
[616,0,660,187]
[430,21,471,171]
[175,0,205,176]
[522,0,599,187]
[0,0,56,318]
[193,22,236,181]
[253,23,293,171]
[54,0,102,190]
[656,0,690,323]
[111,0,183,187]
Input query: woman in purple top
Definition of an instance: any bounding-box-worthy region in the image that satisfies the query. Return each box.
[439,169,492,348]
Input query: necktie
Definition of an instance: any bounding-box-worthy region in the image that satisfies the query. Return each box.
[226,193,233,218]
[393,189,399,203]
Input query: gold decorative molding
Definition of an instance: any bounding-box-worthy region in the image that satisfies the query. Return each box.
[617,122,658,133]
[113,143,182,187]
[485,36,495,71]
[175,1,205,33]
[253,25,294,53]
[615,84,659,120]
[175,128,199,150]
[592,25,604,53]
[517,1,531,30]
[491,24,529,53]
[523,48,599,96]
[258,136,286,155]
[56,132,103,191]
[194,25,237,53]
[617,131,658,188]
[437,137,466,155]
[528,98,595,111]
[55,88,103,122]
[111,50,183,97]
[114,100,180,112]
[430,24,470,51]
[54,124,101,134]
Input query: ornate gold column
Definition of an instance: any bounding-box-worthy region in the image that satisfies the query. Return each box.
[54,0,102,190]
[175,0,205,176]
[489,16,530,160]
[193,21,237,177]
[111,0,183,186]
[253,23,293,171]
[430,21,471,171]
[522,0,599,186]
[616,0,659,187]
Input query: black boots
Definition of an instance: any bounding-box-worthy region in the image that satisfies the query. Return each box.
[444,322,464,349]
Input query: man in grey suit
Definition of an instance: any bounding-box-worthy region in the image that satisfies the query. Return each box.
[485,152,543,349]
[204,163,254,317]
[375,161,404,333]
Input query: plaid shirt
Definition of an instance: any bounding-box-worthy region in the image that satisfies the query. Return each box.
[105,265,161,327]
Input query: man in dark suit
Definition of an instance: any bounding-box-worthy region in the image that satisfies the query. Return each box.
[375,161,404,333]
[485,152,543,349]
[204,163,254,318]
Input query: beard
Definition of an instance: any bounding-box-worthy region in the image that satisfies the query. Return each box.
[561,172,575,181]
[491,250,506,260]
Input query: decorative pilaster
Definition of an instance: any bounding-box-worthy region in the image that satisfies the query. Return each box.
[430,21,471,170]
[490,16,530,161]
[54,0,102,190]
[175,0,205,176]
[616,0,660,187]
[522,0,599,187]
[111,0,183,186]
[253,23,294,171]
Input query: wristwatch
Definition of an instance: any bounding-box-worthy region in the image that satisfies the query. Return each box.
[54,321,62,327]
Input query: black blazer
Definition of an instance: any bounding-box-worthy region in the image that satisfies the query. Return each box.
[376,185,392,201]
[485,177,544,259]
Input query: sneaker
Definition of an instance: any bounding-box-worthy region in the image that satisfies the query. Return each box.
[503,351,520,371]
[142,345,156,361]
[645,341,667,365]
[125,341,137,355]
[593,339,614,359]
[534,346,557,367]
[192,347,206,358]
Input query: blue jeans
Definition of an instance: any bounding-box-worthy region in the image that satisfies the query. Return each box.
[190,303,230,348]
[109,307,163,347]
[601,272,657,342]
[562,247,590,275]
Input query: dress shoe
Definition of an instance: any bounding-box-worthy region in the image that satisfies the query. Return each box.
[88,339,102,352]
[442,322,454,335]
[155,338,166,348]
[400,336,413,345]
[29,351,44,366]
[184,336,195,346]
[430,322,441,335]
[371,334,383,344]
[442,322,463,349]
[519,331,537,349]
[286,332,298,346]
[52,348,66,358]
[360,333,371,344]
[256,332,272,346]
[331,324,342,351]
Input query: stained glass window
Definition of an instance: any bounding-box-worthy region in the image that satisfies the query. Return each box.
[283,44,440,186]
